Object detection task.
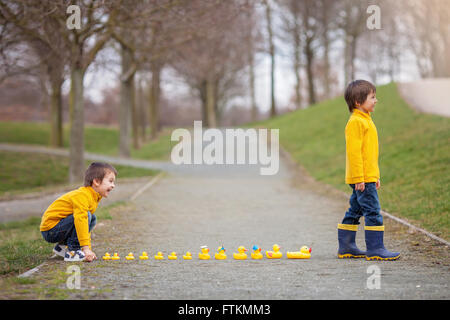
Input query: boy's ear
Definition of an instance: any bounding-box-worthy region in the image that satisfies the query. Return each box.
[92,178,101,186]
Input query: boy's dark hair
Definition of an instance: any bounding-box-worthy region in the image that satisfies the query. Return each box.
[344,80,376,112]
[84,162,117,187]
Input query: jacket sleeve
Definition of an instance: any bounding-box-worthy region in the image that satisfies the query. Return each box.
[345,118,365,183]
[71,193,91,248]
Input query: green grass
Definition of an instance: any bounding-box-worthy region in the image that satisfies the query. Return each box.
[0,201,128,276]
[257,82,450,240]
[0,122,174,160]
[0,151,159,197]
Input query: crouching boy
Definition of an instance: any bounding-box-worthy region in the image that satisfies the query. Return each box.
[40,162,116,262]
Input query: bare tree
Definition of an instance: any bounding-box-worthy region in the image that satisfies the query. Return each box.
[263,0,277,116]
[1,1,121,182]
[171,0,253,127]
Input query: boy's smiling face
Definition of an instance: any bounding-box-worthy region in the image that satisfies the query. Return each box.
[357,90,377,113]
[92,170,116,198]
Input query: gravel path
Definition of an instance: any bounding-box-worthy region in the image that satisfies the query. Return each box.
[27,152,449,300]
[398,78,450,117]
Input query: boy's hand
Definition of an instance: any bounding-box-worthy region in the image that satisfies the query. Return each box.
[82,246,97,262]
[376,179,381,190]
[355,182,365,192]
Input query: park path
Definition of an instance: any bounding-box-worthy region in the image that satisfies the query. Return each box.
[18,147,449,300]
[398,78,450,117]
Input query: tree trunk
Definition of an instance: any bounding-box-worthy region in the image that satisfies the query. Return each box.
[293,20,302,109]
[49,79,63,147]
[249,51,258,121]
[119,45,134,157]
[136,78,146,144]
[305,39,316,105]
[322,29,331,99]
[68,67,85,183]
[149,63,161,140]
[198,80,208,127]
[265,0,276,117]
[206,76,217,128]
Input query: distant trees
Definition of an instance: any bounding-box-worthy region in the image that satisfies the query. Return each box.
[171,0,255,127]
[1,0,448,183]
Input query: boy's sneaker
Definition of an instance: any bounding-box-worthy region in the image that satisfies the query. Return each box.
[53,244,67,258]
[64,250,86,262]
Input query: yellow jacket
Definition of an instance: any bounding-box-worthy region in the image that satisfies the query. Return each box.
[345,109,380,184]
[40,186,101,248]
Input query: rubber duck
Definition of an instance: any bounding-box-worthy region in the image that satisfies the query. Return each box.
[168,252,178,260]
[198,246,210,260]
[139,251,149,260]
[125,252,135,260]
[154,251,164,260]
[266,244,282,259]
[233,246,248,260]
[251,245,263,259]
[102,252,111,260]
[111,252,120,260]
[215,246,227,260]
[183,251,192,260]
[287,246,312,259]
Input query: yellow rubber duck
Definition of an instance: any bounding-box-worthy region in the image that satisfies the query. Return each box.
[154,251,164,260]
[102,252,111,260]
[266,244,282,259]
[215,246,227,260]
[198,246,210,260]
[168,252,178,260]
[183,251,192,260]
[233,246,248,260]
[125,252,135,260]
[287,246,312,259]
[139,251,149,260]
[111,252,120,260]
[251,246,263,259]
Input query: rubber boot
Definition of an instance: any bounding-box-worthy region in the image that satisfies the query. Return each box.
[337,224,366,258]
[364,226,400,261]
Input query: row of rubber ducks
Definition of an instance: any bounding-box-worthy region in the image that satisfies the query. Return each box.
[102,244,311,261]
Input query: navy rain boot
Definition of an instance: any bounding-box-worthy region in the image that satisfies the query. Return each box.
[337,224,366,258]
[365,226,400,261]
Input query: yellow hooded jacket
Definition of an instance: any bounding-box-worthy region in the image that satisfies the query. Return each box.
[345,109,380,184]
[40,186,102,248]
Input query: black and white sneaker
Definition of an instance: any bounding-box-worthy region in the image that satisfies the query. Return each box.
[64,250,85,262]
[53,244,67,258]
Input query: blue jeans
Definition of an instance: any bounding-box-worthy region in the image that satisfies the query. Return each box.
[41,212,96,251]
[341,182,383,226]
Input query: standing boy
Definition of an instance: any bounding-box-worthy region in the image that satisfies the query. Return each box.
[337,80,400,261]
[40,162,116,262]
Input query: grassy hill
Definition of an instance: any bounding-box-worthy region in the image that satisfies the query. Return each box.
[257,82,449,240]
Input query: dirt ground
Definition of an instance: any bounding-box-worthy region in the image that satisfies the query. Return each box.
[1,152,448,300]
